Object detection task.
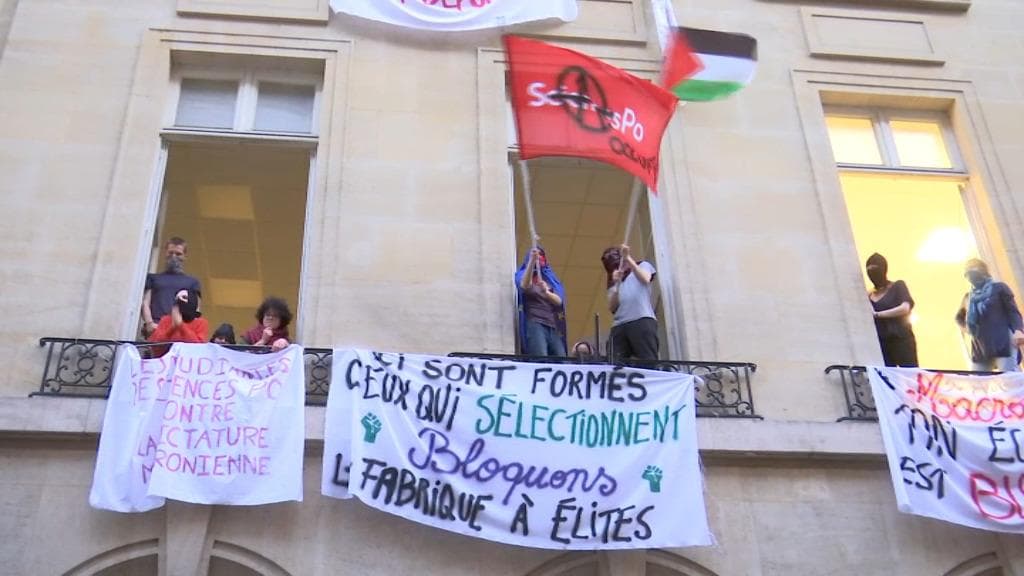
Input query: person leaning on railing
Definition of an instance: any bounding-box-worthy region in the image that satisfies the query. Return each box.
[955,258,1024,372]
[242,297,292,352]
[147,289,208,356]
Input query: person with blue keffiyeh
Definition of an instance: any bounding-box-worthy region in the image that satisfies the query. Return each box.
[516,246,567,357]
[955,258,1024,372]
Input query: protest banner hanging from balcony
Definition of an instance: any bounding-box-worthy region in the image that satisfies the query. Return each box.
[868,367,1024,533]
[89,344,305,512]
[329,0,578,31]
[505,36,678,192]
[321,350,712,549]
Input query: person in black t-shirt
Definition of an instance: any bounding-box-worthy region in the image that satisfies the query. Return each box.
[866,253,918,367]
[141,237,202,337]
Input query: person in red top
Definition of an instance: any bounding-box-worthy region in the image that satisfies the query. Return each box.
[242,297,292,351]
[147,289,208,354]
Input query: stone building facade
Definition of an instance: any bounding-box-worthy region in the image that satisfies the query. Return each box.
[1,0,1023,574]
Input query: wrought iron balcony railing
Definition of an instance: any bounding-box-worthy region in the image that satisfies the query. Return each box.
[449,352,760,418]
[825,365,875,422]
[35,338,760,418]
[825,364,1001,422]
[36,337,333,405]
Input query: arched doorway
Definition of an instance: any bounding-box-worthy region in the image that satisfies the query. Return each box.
[524,550,720,576]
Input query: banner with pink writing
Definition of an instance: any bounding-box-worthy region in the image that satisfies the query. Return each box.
[869,367,1024,533]
[321,350,712,549]
[329,0,577,31]
[89,343,305,512]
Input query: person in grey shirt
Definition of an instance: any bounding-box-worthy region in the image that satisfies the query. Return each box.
[601,244,658,361]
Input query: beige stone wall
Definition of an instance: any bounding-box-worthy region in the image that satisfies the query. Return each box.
[2,399,1021,575]
[0,442,1012,576]
[669,0,1024,422]
[1,0,1024,574]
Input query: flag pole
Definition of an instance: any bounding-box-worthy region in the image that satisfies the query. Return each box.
[622,177,644,247]
[517,159,540,272]
[516,157,540,248]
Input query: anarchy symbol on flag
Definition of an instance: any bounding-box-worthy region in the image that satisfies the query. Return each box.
[551,66,613,134]
[504,35,678,191]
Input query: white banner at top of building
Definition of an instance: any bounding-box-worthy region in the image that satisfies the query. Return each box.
[329,0,578,31]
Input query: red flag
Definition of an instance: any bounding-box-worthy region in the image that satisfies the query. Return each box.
[504,35,678,192]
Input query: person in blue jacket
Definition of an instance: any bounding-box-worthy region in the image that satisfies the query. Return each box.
[955,258,1024,372]
[516,246,567,357]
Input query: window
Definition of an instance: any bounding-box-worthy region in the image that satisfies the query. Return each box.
[825,108,980,369]
[169,61,320,136]
[142,55,324,339]
[253,83,316,133]
[175,79,238,129]
[825,109,959,170]
[510,158,666,358]
[153,143,310,336]
[505,80,668,358]
[825,116,883,165]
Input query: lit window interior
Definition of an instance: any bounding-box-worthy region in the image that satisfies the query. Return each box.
[156,143,309,334]
[839,173,978,369]
[824,116,883,165]
[889,120,953,169]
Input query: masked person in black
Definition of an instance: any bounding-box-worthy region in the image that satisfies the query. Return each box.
[866,253,918,367]
[147,289,208,357]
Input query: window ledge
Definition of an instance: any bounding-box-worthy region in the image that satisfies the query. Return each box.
[177,0,330,23]
[160,128,319,148]
[762,0,970,12]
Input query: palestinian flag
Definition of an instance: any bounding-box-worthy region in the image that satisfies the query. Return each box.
[661,27,758,102]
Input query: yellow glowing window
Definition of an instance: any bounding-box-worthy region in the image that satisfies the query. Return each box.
[840,173,978,369]
[890,120,953,169]
[825,116,883,165]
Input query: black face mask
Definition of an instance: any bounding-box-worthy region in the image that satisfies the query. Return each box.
[165,255,184,274]
[176,292,200,322]
[867,268,887,289]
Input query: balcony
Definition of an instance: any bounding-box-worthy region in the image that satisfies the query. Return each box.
[825,364,999,422]
[35,338,760,418]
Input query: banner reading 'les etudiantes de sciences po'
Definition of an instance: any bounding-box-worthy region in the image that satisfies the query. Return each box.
[321,350,712,549]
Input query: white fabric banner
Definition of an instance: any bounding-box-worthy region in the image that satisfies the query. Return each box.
[329,0,578,31]
[869,367,1024,533]
[321,350,712,549]
[90,343,306,512]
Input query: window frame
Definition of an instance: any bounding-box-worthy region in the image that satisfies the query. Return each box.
[824,106,965,175]
[149,56,327,340]
[165,65,322,140]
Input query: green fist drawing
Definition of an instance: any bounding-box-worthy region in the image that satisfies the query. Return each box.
[361,413,382,443]
[642,465,663,493]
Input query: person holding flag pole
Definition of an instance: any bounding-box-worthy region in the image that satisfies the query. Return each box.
[504,29,755,359]
[603,240,659,361]
[515,240,568,357]
[513,157,568,357]
[604,176,660,361]
[504,34,679,359]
